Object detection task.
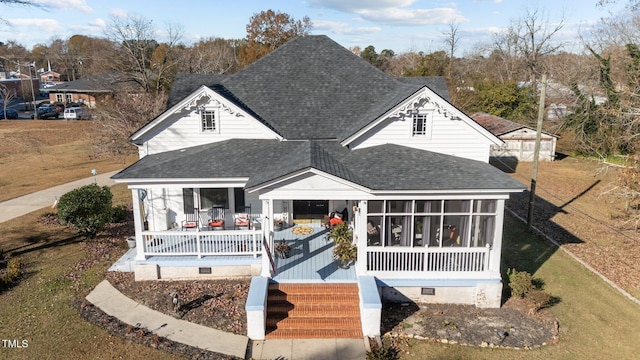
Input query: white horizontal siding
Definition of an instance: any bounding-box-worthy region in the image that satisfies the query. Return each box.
[260,173,370,200]
[351,112,492,162]
[145,109,277,156]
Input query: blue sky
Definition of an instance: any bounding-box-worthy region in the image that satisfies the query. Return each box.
[0,0,627,55]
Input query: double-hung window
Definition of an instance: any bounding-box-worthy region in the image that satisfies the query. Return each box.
[201,110,217,132]
[412,112,431,137]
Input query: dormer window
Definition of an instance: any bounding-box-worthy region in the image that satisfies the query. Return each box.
[412,112,431,137]
[201,109,218,132]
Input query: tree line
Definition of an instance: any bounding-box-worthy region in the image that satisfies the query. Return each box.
[1,3,640,159]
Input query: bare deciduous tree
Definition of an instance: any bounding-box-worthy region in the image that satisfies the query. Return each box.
[91,88,168,160]
[104,15,183,93]
[182,37,238,74]
[0,0,40,25]
[0,83,15,117]
[443,21,460,79]
[509,8,565,93]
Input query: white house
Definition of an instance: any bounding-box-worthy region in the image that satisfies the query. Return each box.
[111,36,525,340]
[471,112,559,162]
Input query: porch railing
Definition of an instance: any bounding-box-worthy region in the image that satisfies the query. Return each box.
[365,246,491,277]
[140,230,262,258]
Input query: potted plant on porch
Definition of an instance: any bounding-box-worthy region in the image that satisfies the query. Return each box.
[329,222,357,268]
[273,218,284,231]
[274,239,291,259]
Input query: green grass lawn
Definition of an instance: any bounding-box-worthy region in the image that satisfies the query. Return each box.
[400,213,640,359]
[0,184,182,359]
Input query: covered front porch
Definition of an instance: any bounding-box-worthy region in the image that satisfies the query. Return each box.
[270,223,357,282]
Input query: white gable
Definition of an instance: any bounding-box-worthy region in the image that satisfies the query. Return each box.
[252,170,370,200]
[343,87,500,163]
[132,86,281,157]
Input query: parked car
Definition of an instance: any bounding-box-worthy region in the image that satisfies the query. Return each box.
[0,108,18,119]
[31,106,60,119]
[63,107,90,120]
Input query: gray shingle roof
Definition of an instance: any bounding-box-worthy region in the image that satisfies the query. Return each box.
[113,139,524,192]
[162,36,451,141]
[115,36,523,193]
[166,73,226,109]
[470,112,559,138]
[48,72,138,93]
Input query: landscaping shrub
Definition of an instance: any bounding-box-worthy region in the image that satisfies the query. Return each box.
[57,184,113,238]
[1,257,23,290]
[507,268,533,298]
[110,204,129,223]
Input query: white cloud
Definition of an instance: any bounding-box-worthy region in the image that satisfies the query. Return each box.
[312,19,381,35]
[109,8,129,18]
[36,0,92,13]
[309,0,415,12]
[89,18,106,28]
[69,18,107,35]
[358,7,467,26]
[7,18,63,33]
[309,0,466,26]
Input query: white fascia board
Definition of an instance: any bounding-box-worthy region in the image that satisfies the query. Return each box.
[130,85,282,143]
[341,86,503,147]
[364,190,520,199]
[246,168,371,194]
[116,177,249,189]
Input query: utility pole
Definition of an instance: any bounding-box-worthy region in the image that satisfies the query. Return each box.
[27,62,37,119]
[527,73,547,231]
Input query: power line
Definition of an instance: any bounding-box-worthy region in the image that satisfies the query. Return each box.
[494,156,639,242]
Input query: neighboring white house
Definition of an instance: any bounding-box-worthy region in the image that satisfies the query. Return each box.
[471,112,559,162]
[112,36,525,340]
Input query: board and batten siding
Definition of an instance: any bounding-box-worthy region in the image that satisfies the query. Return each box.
[143,108,278,156]
[350,111,492,163]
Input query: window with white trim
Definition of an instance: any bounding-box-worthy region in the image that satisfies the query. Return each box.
[55,93,63,102]
[65,94,72,103]
[201,110,218,132]
[412,112,431,136]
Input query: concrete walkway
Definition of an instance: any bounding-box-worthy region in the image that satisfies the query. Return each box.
[86,280,249,359]
[86,280,368,360]
[0,170,121,223]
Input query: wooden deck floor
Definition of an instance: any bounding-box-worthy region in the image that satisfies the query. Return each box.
[272,224,357,283]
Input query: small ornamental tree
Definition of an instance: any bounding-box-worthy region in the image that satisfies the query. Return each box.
[57,184,113,238]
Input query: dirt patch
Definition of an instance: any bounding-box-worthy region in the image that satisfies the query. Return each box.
[382,298,558,349]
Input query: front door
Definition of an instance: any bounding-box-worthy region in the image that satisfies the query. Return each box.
[293,200,328,220]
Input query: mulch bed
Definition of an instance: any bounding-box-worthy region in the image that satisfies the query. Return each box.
[106,272,250,335]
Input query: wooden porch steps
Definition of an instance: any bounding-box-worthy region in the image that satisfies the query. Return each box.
[265,283,363,339]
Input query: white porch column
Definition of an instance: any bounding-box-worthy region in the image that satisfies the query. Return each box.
[131,188,146,261]
[489,199,506,278]
[356,200,368,274]
[260,199,273,277]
